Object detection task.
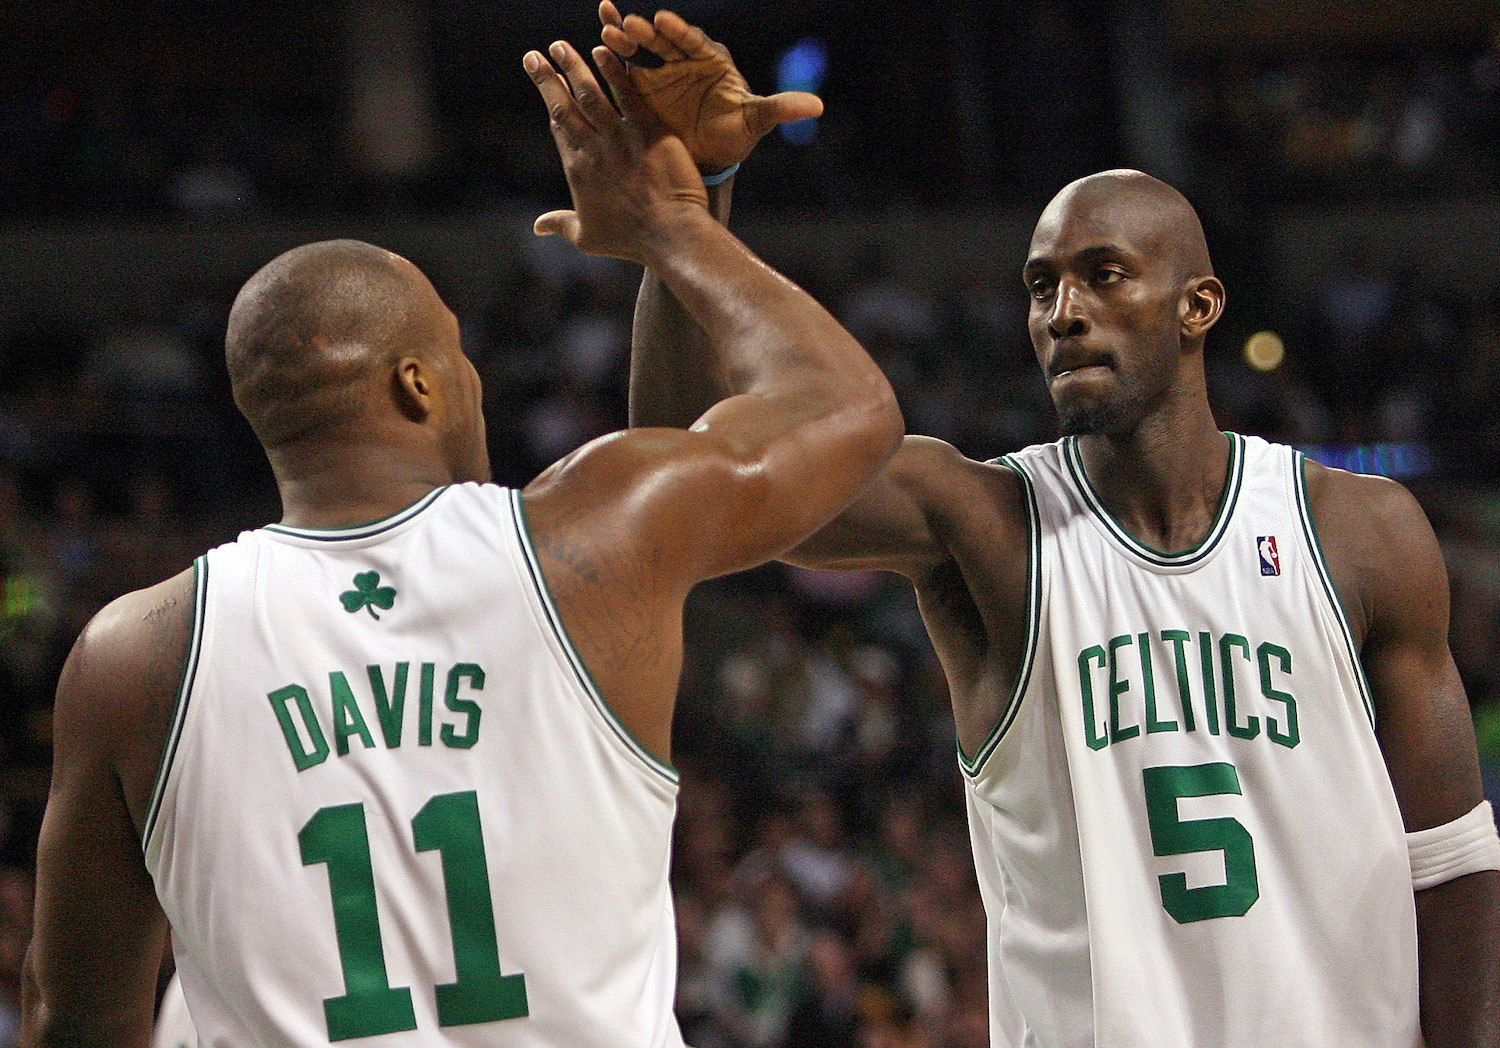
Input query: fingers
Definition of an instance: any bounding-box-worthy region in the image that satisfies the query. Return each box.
[533,209,581,242]
[600,22,638,59]
[744,91,824,137]
[598,0,623,29]
[547,40,618,129]
[621,12,687,62]
[593,45,652,126]
[524,50,592,147]
[652,10,716,60]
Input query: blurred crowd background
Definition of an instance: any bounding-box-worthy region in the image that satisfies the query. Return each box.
[3,1,1500,1046]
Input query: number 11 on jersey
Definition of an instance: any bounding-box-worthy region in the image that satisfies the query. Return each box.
[300,790,529,1041]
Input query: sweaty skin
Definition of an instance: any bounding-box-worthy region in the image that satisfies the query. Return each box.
[607,10,1500,1043]
[21,39,901,1048]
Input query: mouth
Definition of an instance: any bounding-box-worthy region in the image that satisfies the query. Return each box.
[1048,350,1116,381]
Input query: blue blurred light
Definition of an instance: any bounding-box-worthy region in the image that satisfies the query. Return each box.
[1297,442,1434,478]
[777,37,827,145]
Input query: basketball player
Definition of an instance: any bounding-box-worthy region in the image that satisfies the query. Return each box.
[21,41,901,1048]
[601,8,1500,1046]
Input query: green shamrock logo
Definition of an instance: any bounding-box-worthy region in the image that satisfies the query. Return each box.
[340,571,396,620]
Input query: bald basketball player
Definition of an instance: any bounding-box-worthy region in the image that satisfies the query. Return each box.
[601,8,1500,1047]
[22,42,900,1048]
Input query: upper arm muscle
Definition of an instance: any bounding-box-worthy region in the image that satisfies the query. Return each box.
[25,574,190,1048]
[783,435,963,577]
[1310,464,1482,831]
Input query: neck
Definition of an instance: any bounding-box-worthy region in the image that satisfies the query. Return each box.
[269,434,457,529]
[1073,389,1229,554]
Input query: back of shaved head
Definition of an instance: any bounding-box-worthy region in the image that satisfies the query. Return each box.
[1035,169,1213,283]
[227,239,441,449]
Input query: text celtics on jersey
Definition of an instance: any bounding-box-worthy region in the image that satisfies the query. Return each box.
[268,662,487,771]
[1077,630,1299,751]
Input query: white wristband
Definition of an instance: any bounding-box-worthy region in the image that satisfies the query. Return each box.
[1407,799,1500,890]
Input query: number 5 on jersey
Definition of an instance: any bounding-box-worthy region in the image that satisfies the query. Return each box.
[300,790,529,1041]
[1144,762,1260,923]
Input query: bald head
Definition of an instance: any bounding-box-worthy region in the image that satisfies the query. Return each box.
[1032,170,1212,284]
[1024,172,1226,437]
[226,239,449,449]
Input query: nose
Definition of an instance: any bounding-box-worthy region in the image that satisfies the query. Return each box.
[1047,281,1088,341]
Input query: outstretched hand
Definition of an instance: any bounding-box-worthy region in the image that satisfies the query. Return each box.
[526,40,708,262]
[599,2,822,172]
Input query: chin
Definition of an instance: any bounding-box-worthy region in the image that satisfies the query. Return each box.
[1056,400,1135,438]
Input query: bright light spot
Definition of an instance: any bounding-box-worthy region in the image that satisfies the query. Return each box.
[1245,330,1285,372]
[777,38,827,145]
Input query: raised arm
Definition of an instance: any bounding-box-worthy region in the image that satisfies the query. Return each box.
[525,40,900,570]
[597,7,968,576]
[1310,463,1500,1048]
[519,41,902,758]
[596,4,821,430]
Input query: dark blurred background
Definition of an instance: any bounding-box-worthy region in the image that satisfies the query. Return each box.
[2,2,1499,1045]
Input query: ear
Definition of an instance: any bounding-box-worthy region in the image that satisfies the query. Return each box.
[1180,276,1225,342]
[393,356,434,423]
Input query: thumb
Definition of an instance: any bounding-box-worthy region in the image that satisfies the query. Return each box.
[745,91,824,137]
[533,209,581,241]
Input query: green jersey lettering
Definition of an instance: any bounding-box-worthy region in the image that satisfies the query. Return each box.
[330,671,377,756]
[1140,632,1177,734]
[1258,642,1299,748]
[419,663,436,746]
[269,684,331,772]
[1160,629,1196,732]
[442,664,484,749]
[1078,646,1108,750]
[1219,634,1260,740]
[1197,632,1221,735]
[367,663,409,749]
[1108,635,1140,744]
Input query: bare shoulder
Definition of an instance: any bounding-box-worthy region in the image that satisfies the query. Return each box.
[873,435,1025,534]
[893,434,1024,498]
[520,427,704,580]
[65,567,197,694]
[899,436,1031,548]
[57,566,196,811]
[1303,460,1446,644]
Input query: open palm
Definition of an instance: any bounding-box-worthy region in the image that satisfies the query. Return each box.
[599,2,823,172]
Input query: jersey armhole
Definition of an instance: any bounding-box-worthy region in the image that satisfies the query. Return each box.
[1292,452,1378,730]
[959,456,1042,778]
[508,490,679,787]
[143,555,209,864]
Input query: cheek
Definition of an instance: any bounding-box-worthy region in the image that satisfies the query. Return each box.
[1027,313,1049,358]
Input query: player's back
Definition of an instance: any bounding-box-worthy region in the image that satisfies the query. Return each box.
[145,483,684,1048]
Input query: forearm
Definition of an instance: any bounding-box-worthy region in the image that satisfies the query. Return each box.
[642,198,888,417]
[629,179,735,428]
[1418,870,1500,1047]
[21,959,155,1048]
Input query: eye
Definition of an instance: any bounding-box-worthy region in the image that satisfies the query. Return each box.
[1092,267,1125,286]
[1028,278,1055,301]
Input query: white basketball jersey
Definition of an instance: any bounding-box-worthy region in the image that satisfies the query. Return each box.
[152,973,198,1048]
[144,484,685,1048]
[965,435,1419,1048]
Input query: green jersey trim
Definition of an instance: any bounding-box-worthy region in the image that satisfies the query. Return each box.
[959,456,1042,778]
[507,489,679,785]
[143,555,208,851]
[262,487,448,542]
[1293,452,1377,729]
[1063,433,1244,569]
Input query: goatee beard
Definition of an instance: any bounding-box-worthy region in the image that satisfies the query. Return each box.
[1057,401,1127,437]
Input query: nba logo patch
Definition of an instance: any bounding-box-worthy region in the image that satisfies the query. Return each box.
[1258,536,1280,576]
